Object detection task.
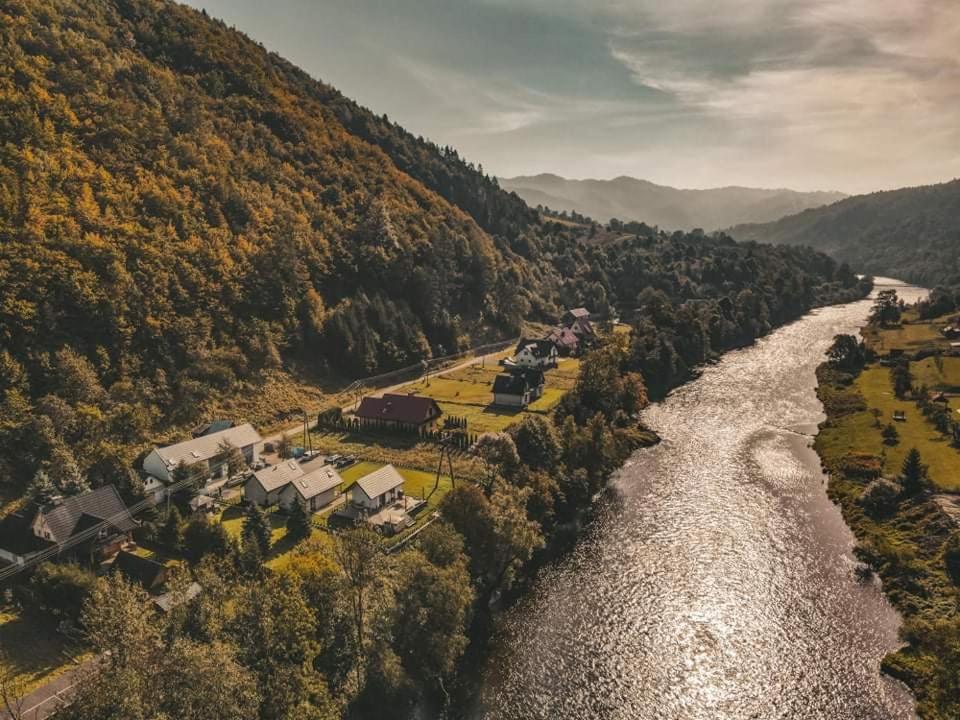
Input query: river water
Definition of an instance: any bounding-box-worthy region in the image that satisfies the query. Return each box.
[473,279,928,720]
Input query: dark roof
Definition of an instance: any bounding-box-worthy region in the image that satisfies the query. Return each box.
[511,367,545,387]
[38,486,137,544]
[514,338,556,359]
[191,419,235,438]
[547,326,579,348]
[494,373,528,396]
[113,550,168,591]
[355,393,442,425]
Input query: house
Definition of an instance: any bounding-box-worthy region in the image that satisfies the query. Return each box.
[349,464,405,512]
[143,423,262,484]
[244,460,304,507]
[492,368,545,408]
[512,338,558,369]
[191,419,235,438]
[493,373,531,408]
[0,485,137,565]
[278,464,343,512]
[561,307,597,343]
[113,549,168,592]
[519,367,545,399]
[355,393,443,430]
[546,326,580,356]
[893,410,907,422]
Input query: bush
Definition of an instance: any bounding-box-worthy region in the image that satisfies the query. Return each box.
[859,478,902,518]
[26,562,98,626]
[945,533,960,584]
[183,516,234,565]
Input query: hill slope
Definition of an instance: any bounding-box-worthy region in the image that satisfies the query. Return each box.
[731,180,960,286]
[500,174,845,230]
[0,0,865,492]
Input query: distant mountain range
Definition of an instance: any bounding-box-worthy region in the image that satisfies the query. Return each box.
[500,173,846,231]
[730,179,960,287]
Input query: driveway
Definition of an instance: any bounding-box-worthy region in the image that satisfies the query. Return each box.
[1,657,94,720]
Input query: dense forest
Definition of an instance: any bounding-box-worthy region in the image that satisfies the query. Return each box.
[731,179,960,287]
[0,0,868,495]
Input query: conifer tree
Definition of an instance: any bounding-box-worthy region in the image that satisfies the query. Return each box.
[243,503,272,554]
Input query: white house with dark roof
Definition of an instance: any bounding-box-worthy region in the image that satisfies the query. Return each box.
[511,338,558,369]
[244,460,304,507]
[143,423,262,484]
[279,464,343,512]
[349,464,405,511]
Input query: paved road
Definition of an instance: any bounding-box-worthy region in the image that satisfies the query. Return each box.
[1,657,94,720]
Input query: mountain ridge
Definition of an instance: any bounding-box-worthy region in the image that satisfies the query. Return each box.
[500,173,846,230]
[730,178,960,286]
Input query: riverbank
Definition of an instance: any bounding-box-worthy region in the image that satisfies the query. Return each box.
[815,287,960,719]
[462,284,900,719]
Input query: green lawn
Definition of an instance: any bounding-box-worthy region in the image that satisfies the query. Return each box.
[862,310,954,355]
[219,504,290,546]
[912,356,960,394]
[817,365,960,490]
[312,461,452,542]
[336,462,451,504]
[0,608,83,694]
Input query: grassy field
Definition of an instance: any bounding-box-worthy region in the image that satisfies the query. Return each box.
[300,358,582,465]
[0,607,82,694]
[861,310,955,355]
[817,365,960,490]
[398,357,580,430]
[911,356,960,394]
[220,504,290,545]
[333,462,452,507]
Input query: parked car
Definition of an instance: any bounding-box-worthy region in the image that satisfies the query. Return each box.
[326,454,342,465]
[292,446,306,459]
[335,455,356,469]
[226,472,249,488]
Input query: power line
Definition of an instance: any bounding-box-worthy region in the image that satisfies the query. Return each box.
[0,474,201,584]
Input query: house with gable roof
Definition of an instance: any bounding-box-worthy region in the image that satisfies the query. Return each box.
[143,423,262,484]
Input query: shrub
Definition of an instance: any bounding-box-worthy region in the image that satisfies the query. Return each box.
[944,533,960,585]
[26,562,98,626]
[859,478,902,518]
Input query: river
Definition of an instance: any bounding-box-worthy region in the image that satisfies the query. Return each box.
[472,279,928,720]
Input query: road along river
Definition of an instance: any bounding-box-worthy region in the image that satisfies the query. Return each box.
[472,279,927,720]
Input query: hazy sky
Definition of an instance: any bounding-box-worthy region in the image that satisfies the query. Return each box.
[186,0,960,193]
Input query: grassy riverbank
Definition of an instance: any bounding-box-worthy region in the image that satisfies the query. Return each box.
[815,309,960,719]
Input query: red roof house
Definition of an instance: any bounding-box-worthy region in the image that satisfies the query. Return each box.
[355,393,443,430]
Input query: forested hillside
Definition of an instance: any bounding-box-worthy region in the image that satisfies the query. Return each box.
[0,0,865,493]
[731,180,960,286]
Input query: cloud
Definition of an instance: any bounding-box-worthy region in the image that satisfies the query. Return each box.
[187,0,960,192]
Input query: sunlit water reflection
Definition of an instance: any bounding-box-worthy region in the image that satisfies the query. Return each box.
[473,279,927,720]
